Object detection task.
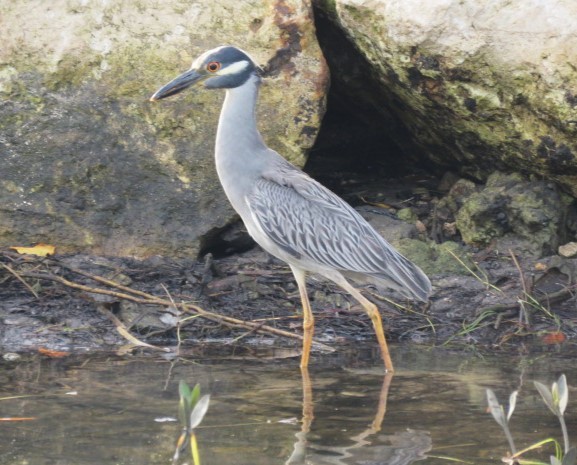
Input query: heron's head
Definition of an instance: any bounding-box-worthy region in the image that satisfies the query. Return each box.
[150,46,259,101]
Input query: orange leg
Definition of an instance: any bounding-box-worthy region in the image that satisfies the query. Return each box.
[290,266,314,368]
[330,275,394,373]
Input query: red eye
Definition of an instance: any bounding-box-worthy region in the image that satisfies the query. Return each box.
[206,61,221,73]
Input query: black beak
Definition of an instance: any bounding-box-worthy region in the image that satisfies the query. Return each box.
[150,69,205,101]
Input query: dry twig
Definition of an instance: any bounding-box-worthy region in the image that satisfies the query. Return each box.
[0,262,39,299]
[0,252,333,353]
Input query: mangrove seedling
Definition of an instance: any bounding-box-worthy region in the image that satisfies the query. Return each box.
[172,381,210,465]
[534,374,571,456]
[487,388,518,455]
[487,374,575,465]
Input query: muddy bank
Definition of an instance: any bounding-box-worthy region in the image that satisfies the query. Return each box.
[2,168,577,359]
[1,242,576,360]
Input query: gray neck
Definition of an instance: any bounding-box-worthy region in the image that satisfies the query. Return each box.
[214,73,267,214]
[215,74,266,166]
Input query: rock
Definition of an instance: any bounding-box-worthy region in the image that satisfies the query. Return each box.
[314,0,577,195]
[435,178,478,218]
[356,204,474,276]
[431,178,478,242]
[536,255,577,284]
[0,0,328,257]
[397,207,418,223]
[455,172,574,256]
[559,242,577,258]
[437,172,461,193]
[396,238,474,277]
[532,260,572,294]
[2,353,21,362]
[357,207,419,244]
[118,301,173,331]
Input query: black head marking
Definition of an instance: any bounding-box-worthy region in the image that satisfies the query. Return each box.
[199,46,259,89]
[150,46,260,101]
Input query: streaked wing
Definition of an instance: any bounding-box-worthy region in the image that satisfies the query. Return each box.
[246,161,431,300]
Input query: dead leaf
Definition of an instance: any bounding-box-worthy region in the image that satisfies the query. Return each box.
[38,347,69,358]
[541,331,566,345]
[10,243,55,257]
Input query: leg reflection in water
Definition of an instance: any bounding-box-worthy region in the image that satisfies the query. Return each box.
[285,368,400,465]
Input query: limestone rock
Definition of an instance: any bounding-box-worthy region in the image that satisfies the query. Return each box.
[357,207,419,244]
[356,206,471,276]
[559,242,577,258]
[455,172,574,256]
[0,0,328,257]
[435,178,478,218]
[395,238,473,277]
[315,0,577,195]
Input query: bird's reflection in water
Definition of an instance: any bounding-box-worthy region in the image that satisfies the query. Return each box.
[286,369,431,465]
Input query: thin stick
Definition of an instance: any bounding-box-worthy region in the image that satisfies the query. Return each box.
[17,270,334,352]
[509,249,530,326]
[46,258,159,300]
[0,262,39,298]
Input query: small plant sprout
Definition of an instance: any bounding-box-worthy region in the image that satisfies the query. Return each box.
[487,374,575,465]
[173,381,210,465]
[534,375,571,456]
[486,388,518,454]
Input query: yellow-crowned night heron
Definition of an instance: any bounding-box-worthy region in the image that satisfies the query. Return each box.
[150,46,431,372]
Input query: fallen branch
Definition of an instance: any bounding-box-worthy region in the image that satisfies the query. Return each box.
[15,267,334,353]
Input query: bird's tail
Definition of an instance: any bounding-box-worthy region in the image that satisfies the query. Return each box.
[346,256,432,302]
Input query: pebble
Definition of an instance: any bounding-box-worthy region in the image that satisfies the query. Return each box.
[558,242,577,258]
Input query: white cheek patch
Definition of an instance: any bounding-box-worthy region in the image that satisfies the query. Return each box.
[219,60,250,75]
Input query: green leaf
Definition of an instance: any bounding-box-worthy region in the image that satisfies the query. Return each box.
[556,375,568,416]
[190,384,201,409]
[178,381,194,429]
[487,389,507,428]
[179,380,192,404]
[535,381,558,416]
[189,395,210,430]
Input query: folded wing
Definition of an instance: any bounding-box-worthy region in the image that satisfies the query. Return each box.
[246,160,431,301]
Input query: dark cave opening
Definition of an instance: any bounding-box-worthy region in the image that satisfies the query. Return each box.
[304,3,437,199]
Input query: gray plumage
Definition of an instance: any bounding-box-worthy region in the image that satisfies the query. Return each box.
[248,161,431,301]
[151,45,432,370]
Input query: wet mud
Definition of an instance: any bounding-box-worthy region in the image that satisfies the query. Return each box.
[1,242,575,359]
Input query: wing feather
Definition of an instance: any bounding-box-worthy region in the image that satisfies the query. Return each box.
[246,161,431,300]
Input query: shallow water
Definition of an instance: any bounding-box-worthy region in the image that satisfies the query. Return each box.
[1,345,575,465]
